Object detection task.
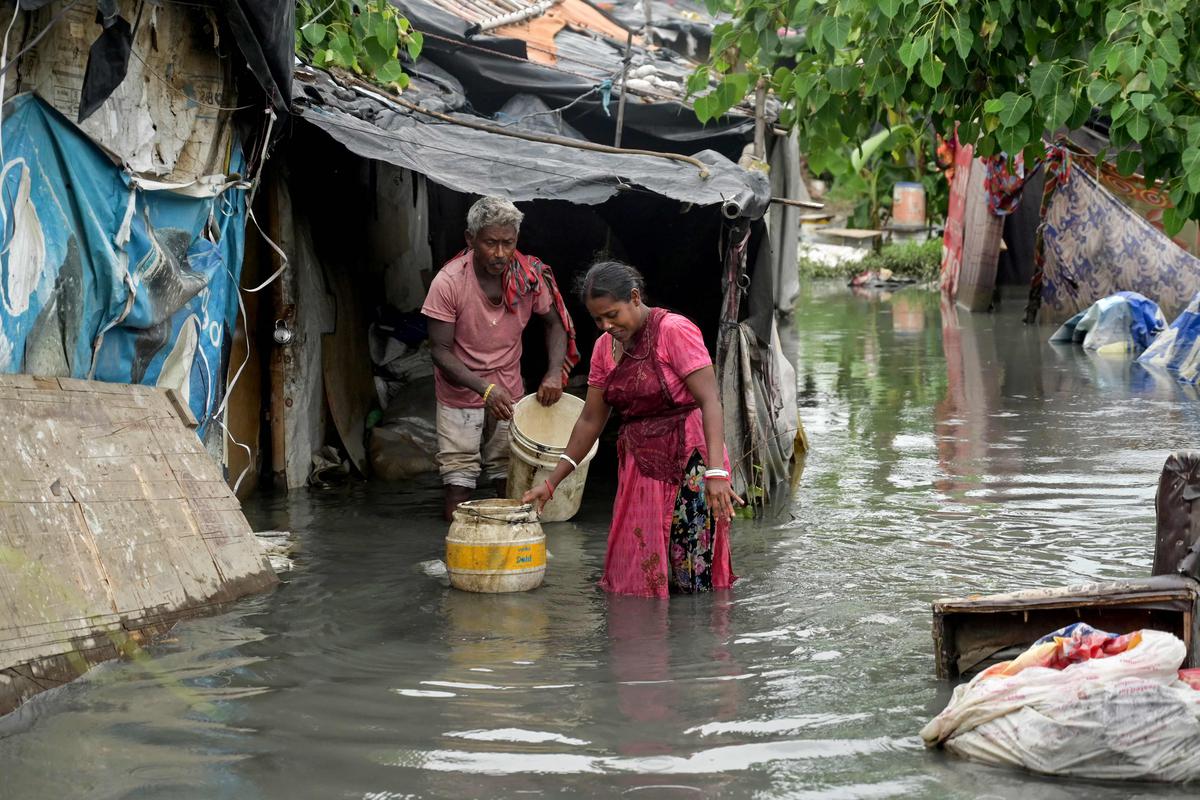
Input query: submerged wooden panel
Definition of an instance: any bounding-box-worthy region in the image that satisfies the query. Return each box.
[0,376,277,716]
[954,160,1005,312]
[932,576,1200,679]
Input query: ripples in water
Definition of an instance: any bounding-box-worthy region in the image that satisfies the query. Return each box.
[1,284,1198,798]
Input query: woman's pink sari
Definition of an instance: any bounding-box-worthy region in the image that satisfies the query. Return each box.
[589,310,736,597]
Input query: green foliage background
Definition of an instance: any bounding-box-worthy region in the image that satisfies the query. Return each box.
[295,0,422,89]
[696,0,1200,232]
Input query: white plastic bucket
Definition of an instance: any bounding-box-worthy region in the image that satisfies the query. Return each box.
[507,394,597,522]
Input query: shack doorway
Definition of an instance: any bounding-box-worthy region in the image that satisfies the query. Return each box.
[244,128,731,495]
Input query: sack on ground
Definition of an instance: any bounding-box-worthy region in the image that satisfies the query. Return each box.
[921,623,1200,782]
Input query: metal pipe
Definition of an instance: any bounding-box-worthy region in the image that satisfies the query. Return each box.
[769,196,824,209]
[475,0,559,33]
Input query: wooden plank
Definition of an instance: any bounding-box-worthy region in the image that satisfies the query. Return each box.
[322,257,374,477]
[934,576,1198,610]
[818,227,884,239]
[0,374,39,389]
[267,175,293,488]
[60,454,185,502]
[164,387,198,429]
[55,377,158,396]
[147,417,208,455]
[933,577,1200,679]
[224,251,262,500]
[79,499,227,616]
[0,503,119,665]
[954,158,1005,312]
[0,378,277,716]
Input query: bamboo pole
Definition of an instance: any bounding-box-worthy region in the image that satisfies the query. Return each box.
[753,76,767,162]
[770,196,824,209]
[613,31,633,148]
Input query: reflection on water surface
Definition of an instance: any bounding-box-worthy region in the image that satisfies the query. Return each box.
[1,283,1197,799]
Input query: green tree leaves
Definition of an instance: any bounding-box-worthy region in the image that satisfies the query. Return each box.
[919,57,943,89]
[822,16,852,49]
[1028,63,1062,100]
[694,0,1200,228]
[295,0,421,90]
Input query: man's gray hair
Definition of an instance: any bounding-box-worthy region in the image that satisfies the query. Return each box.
[466,196,524,236]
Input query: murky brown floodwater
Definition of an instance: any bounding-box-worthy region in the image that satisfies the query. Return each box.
[3,281,1199,799]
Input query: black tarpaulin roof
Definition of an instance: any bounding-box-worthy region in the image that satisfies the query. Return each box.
[220,0,294,115]
[293,69,769,213]
[389,0,756,159]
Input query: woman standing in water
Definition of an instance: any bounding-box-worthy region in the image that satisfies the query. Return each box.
[523,261,741,597]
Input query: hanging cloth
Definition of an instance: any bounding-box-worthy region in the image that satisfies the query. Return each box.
[500,249,579,384]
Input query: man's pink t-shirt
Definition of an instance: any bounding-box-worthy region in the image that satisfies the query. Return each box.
[421,251,553,408]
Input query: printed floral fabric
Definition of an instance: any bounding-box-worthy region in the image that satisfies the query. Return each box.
[1064,146,1200,258]
[669,450,715,593]
[1030,150,1200,324]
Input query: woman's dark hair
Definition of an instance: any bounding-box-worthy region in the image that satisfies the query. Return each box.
[575,260,646,304]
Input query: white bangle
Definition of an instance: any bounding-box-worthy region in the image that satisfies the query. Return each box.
[704,468,730,479]
[559,454,579,470]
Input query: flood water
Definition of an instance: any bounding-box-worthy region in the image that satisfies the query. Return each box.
[4,281,1200,798]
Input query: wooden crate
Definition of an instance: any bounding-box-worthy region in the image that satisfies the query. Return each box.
[932,575,1200,679]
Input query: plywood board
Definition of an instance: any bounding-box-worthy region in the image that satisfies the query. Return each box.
[0,375,277,715]
[322,263,375,477]
[955,161,1005,312]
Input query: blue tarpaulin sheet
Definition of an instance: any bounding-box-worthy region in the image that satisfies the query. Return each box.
[1049,291,1167,354]
[0,93,246,437]
[1138,290,1200,384]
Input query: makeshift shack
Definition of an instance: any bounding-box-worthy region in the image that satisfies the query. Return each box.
[0,0,292,714]
[0,0,289,462]
[246,58,799,506]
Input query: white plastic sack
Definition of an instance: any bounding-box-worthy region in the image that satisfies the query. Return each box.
[921,630,1200,782]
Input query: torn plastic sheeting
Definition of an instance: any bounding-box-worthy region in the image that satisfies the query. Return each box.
[1137,291,1200,384]
[295,98,768,211]
[493,93,587,140]
[1049,291,1167,354]
[20,1,235,183]
[218,0,294,116]
[0,94,247,437]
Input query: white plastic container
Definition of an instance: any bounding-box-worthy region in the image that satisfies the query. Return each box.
[507,393,598,522]
[446,499,545,593]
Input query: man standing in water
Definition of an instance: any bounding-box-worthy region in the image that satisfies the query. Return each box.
[422,196,577,520]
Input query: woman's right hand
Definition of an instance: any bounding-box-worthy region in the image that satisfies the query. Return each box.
[522,482,552,514]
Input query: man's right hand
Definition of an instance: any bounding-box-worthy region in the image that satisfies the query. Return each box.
[484,384,514,420]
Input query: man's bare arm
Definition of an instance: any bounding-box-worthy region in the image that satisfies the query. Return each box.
[537,310,567,405]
